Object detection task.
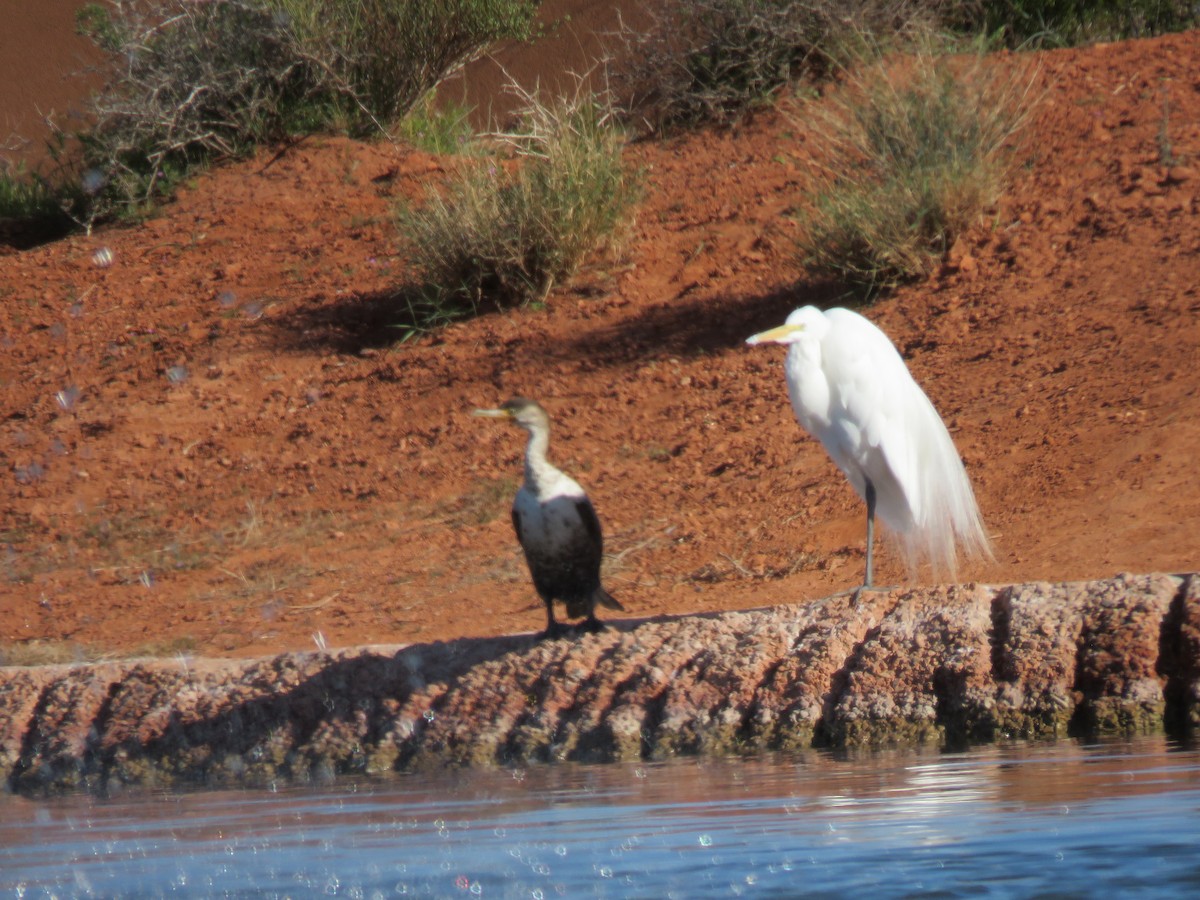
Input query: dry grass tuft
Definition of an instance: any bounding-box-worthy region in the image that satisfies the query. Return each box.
[793,43,1039,288]
[395,83,640,327]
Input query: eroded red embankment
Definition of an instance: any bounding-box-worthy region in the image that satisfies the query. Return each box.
[2,573,1197,794]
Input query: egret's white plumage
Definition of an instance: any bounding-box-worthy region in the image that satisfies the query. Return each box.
[747,305,991,587]
[473,397,623,639]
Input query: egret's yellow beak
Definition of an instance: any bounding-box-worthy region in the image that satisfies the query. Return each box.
[746,323,804,345]
[472,407,512,419]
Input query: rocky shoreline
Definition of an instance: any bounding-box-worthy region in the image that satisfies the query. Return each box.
[2,573,1197,795]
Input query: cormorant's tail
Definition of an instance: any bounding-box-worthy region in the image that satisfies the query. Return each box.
[567,588,624,619]
[595,587,624,611]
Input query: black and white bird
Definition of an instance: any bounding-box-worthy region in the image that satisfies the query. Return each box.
[473,397,624,639]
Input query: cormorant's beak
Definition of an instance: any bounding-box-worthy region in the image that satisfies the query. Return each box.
[746,323,804,345]
[472,408,513,419]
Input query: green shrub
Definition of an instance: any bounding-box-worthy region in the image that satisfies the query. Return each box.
[795,47,1036,288]
[273,0,536,130]
[950,0,1199,47]
[66,0,534,223]
[76,0,317,218]
[396,89,640,322]
[617,0,939,131]
[615,0,1195,132]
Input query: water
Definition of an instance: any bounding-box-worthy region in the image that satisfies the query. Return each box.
[2,738,1198,898]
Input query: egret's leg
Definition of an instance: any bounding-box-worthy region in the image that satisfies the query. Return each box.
[847,481,880,606]
[863,480,877,589]
[823,479,894,604]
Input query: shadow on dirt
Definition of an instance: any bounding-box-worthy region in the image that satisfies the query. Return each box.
[270,286,514,355]
[556,278,861,365]
[269,288,425,354]
[0,212,77,252]
[270,276,865,365]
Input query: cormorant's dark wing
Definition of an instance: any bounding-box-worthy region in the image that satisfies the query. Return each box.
[574,498,603,551]
[572,498,624,612]
[511,506,524,546]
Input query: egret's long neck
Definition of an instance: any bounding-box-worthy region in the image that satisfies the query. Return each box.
[522,423,559,493]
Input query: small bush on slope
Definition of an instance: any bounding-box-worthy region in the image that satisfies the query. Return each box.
[950,0,1198,48]
[794,46,1037,289]
[395,88,641,327]
[275,0,536,128]
[60,0,534,225]
[617,0,951,131]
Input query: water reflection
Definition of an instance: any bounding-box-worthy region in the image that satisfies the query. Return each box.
[2,737,1198,897]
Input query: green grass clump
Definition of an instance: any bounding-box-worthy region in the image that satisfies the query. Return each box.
[953,0,1198,48]
[395,89,640,325]
[795,48,1036,289]
[0,166,62,220]
[396,98,480,155]
[0,162,79,244]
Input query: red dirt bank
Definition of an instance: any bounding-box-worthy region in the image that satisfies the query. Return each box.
[1,10,1199,664]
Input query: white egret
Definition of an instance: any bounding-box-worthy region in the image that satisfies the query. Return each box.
[473,397,624,638]
[746,305,992,591]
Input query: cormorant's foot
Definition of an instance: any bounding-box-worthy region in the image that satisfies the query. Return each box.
[578,616,607,634]
[539,621,571,641]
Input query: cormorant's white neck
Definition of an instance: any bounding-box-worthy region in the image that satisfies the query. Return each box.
[522,424,562,495]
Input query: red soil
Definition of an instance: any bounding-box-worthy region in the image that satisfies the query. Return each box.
[2,3,1198,661]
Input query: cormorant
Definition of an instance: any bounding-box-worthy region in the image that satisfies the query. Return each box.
[473,397,624,638]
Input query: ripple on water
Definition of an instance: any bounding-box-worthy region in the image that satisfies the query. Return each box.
[0,738,1198,897]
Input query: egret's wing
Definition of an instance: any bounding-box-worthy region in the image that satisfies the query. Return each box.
[815,310,921,531]
[820,310,991,576]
